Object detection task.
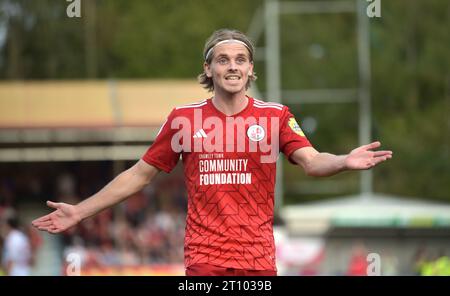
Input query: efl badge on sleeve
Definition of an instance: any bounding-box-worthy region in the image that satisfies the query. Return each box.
[288,118,305,137]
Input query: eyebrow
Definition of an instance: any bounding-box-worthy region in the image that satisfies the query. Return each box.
[215,53,249,59]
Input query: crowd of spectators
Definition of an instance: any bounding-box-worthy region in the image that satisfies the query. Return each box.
[0,162,187,272]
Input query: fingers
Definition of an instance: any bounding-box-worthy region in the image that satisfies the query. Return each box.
[38,225,61,234]
[362,141,381,150]
[33,216,56,231]
[372,154,392,166]
[46,226,60,234]
[34,219,62,233]
[48,227,62,234]
[34,220,54,228]
[32,202,66,234]
[34,221,54,231]
[37,225,54,232]
[32,201,62,226]
[32,214,52,226]
[373,150,393,157]
[47,200,62,210]
[362,152,393,170]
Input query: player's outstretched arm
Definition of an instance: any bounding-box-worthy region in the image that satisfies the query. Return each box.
[32,160,159,234]
[291,141,393,177]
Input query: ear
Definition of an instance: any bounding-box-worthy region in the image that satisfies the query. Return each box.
[248,62,254,76]
[204,62,212,78]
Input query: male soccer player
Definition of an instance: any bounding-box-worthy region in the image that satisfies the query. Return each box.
[32,29,392,276]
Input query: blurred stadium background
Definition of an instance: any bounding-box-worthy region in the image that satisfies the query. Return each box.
[0,0,449,275]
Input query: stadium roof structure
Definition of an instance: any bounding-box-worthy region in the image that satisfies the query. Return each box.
[0,80,210,129]
[0,80,216,161]
[281,193,450,235]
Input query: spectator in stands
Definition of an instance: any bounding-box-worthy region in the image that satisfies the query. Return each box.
[347,242,369,276]
[1,215,32,276]
[381,250,399,276]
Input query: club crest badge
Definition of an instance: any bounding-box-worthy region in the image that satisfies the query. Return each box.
[247,124,265,142]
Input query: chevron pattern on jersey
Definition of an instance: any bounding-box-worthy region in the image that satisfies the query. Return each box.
[184,148,277,270]
[143,97,311,271]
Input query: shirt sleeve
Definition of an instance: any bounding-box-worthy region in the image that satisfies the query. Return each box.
[279,106,313,164]
[142,108,182,173]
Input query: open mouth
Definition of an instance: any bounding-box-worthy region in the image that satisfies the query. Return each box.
[225,75,241,81]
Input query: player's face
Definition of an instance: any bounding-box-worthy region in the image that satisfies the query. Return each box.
[204,43,253,95]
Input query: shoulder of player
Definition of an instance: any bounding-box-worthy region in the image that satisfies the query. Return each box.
[252,98,287,114]
[174,99,208,110]
[170,99,209,116]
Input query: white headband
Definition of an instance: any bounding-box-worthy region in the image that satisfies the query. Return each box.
[204,39,251,61]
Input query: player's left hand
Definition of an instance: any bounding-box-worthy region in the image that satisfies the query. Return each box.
[345,141,393,170]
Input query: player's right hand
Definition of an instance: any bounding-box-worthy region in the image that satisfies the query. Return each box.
[31,201,81,234]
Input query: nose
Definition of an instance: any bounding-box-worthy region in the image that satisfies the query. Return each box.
[228,60,238,71]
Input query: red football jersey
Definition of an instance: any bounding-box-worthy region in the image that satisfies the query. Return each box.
[142,96,312,271]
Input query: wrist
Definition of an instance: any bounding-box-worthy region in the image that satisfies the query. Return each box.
[341,154,350,171]
[74,204,85,222]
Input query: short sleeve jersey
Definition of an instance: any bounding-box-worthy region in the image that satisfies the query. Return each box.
[142,96,312,271]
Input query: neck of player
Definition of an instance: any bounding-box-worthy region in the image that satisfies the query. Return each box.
[212,90,248,116]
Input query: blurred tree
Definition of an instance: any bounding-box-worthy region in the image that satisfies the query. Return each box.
[371,0,450,201]
[0,0,448,202]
